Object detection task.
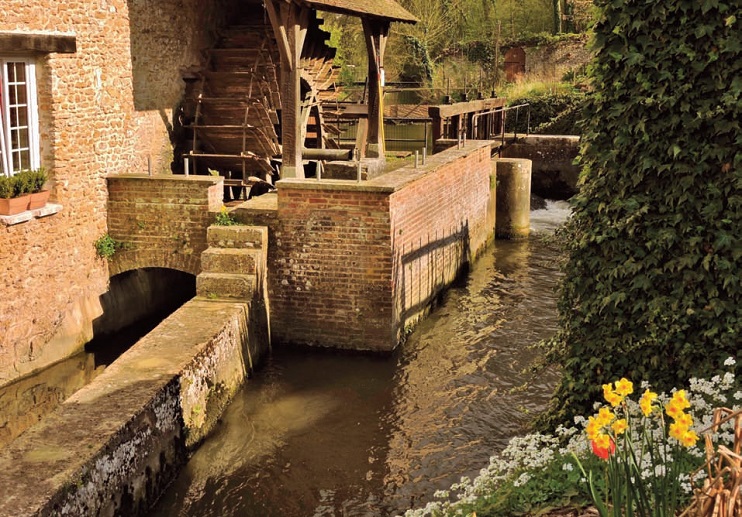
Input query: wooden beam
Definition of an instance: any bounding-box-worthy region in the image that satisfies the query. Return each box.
[272,1,310,179]
[265,0,293,70]
[0,33,76,54]
[362,18,389,159]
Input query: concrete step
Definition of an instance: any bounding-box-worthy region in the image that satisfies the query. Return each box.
[207,225,267,249]
[197,272,256,300]
[201,247,259,275]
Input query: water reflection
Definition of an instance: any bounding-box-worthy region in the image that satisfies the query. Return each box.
[0,309,183,449]
[0,352,104,449]
[153,204,569,517]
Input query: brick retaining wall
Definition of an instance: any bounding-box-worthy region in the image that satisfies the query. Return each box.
[267,142,495,351]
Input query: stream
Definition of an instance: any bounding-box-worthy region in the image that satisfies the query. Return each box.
[151,200,571,517]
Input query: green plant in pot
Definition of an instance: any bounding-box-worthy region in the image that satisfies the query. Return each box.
[27,168,49,209]
[0,173,32,216]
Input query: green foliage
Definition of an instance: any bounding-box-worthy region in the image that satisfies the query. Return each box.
[27,168,48,193]
[214,206,240,226]
[1,169,47,198]
[453,455,591,515]
[507,88,585,134]
[94,234,120,260]
[539,0,742,428]
[11,171,32,197]
[0,176,12,198]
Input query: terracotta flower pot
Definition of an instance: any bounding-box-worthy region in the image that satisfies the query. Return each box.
[28,190,51,210]
[0,194,32,216]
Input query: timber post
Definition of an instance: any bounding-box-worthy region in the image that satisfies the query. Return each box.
[361,18,390,160]
[266,0,309,179]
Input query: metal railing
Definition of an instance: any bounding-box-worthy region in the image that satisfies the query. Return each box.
[470,103,530,149]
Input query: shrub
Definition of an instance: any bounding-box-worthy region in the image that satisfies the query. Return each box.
[28,168,48,193]
[506,88,584,135]
[11,171,32,197]
[0,176,12,198]
[539,0,742,428]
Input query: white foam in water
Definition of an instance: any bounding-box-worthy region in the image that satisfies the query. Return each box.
[530,199,572,233]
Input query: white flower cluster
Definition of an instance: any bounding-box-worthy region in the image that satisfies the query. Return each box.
[402,358,740,517]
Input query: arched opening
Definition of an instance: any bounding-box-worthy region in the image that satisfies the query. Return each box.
[87,268,196,364]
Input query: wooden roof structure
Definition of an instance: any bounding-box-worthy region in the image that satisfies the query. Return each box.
[300,0,418,23]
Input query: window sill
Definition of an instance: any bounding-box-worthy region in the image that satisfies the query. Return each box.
[0,203,62,227]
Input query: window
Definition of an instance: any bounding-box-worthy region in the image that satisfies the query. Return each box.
[0,58,40,177]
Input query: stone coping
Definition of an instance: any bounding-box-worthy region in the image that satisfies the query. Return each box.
[276,140,491,194]
[0,298,253,516]
[503,133,580,143]
[0,203,62,227]
[106,173,222,185]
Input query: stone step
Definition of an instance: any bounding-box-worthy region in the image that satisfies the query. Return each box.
[196,272,256,300]
[201,247,259,275]
[207,225,267,249]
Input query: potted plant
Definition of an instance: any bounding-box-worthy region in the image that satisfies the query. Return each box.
[0,173,32,216]
[27,168,50,209]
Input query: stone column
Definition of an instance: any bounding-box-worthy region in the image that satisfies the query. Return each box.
[495,158,532,239]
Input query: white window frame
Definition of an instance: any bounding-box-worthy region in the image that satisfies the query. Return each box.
[0,57,40,177]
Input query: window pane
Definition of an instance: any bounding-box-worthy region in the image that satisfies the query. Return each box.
[18,128,29,148]
[12,149,30,172]
[7,62,25,83]
[15,83,27,105]
[9,106,27,128]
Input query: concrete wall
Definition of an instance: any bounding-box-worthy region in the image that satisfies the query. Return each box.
[0,0,224,386]
[260,141,495,351]
[501,135,581,198]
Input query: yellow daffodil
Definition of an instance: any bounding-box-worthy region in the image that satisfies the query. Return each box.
[594,432,612,450]
[680,430,699,448]
[666,400,685,420]
[670,389,691,410]
[603,383,623,407]
[669,421,688,441]
[586,416,601,440]
[676,412,694,428]
[597,406,616,426]
[611,418,628,435]
[615,378,634,397]
[639,389,658,416]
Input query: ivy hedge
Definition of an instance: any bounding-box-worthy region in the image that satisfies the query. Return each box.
[540,0,742,427]
[507,90,584,134]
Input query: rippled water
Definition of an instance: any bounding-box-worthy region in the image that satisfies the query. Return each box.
[152,201,570,517]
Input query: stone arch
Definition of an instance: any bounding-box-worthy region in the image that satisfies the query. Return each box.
[109,251,202,278]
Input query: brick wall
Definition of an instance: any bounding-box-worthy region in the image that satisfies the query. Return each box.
[107,175,223,276]
[269,142,495,351]
[0,0,224,385]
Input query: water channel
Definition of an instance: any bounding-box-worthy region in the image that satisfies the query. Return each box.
[151,201,571,517]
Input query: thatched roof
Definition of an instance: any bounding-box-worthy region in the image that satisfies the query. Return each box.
[301,0,418,23]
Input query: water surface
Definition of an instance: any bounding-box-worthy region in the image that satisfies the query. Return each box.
[153,201,570,516]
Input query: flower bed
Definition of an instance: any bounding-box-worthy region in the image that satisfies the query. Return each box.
[403,358,740,517]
